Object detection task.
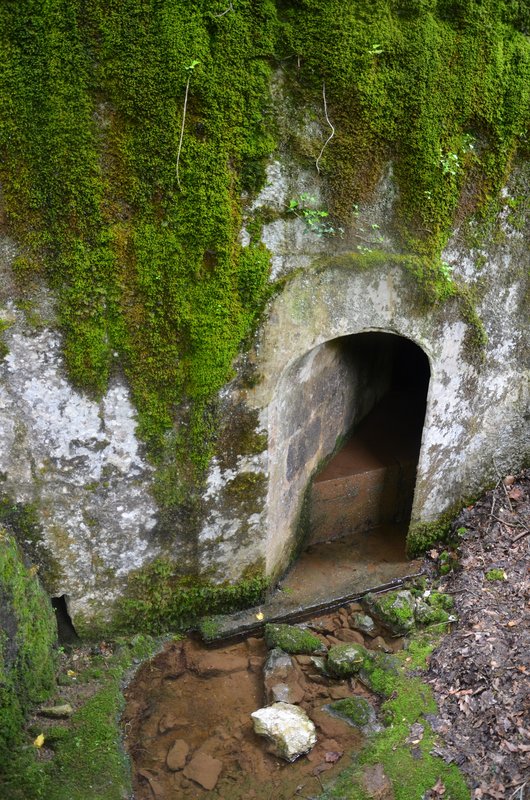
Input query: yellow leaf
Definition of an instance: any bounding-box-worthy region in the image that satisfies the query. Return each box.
[67,670,76,678]
[33,733,45,748]
[255,611,264,621]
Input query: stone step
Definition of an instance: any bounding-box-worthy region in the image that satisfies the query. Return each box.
[309,461,417,544]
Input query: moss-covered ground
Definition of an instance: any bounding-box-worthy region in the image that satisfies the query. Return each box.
[1,634,159,800]
[317,634,470,800]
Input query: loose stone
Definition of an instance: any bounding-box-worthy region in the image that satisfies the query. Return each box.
[327,643,372,677]
[351,612,378,636]
[264,623,326,654]
[166,739,189,771]
[251,702,317,761]
[183,752,223,790]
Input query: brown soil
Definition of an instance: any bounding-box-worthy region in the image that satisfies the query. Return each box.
[122,606,401,800]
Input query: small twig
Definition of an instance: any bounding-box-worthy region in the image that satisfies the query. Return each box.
[213,2,233,17]
[493,457,514,512]
[487,496,496,535]
[176,76,191,191]
[176,60,199,190]
[509,782,527,800]
[315,82,335,174]
[512,527,530,544]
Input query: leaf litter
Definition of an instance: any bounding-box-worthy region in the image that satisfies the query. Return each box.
[427,469,530,800]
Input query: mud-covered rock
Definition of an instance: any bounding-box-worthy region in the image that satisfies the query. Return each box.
[264,623,326,654]
[251,702,317,761]
[327,643,373,677]
[361,763,395,799]
[166,739,189,771]
[362,591,416,635]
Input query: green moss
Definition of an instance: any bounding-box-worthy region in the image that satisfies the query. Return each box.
[0,496,64,590]
[327,696,374,729]
[282,0,529,257]
[406,510,456,556]
[485,568,506,581]
[359,652,401,696]
[0,527,57,774]
[1,635,159,800]
[317,633,469,800]
[0,1,526,509]
[327,643,373,677]
[115,558,268,635]
[264,623,325,654]
[363,590,416,634]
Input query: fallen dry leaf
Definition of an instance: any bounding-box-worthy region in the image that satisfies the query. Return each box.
[431,777,446,795]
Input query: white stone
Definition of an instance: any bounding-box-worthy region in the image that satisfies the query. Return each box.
[251,702,317,761]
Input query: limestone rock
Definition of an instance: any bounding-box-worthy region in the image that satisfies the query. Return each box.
[264,623,326,654]
[351,612,377,636]
[183,752,223,790]
[264,647,305,703]
[251,702,317,761]
[327,643,372,677]
[269,681,305,704]
[166,739,189,771]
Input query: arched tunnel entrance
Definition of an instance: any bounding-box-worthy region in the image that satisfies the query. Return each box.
[308,332,431,546]
[269,330,431,606]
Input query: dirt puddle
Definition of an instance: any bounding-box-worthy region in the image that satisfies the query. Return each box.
[123,603,404,800]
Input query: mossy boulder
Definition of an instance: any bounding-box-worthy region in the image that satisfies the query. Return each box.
[362,590,416,635]
[414,592,456,626]
[325,696,382,735]
[264,624,326,655]
[327,643,373,678]
[358,652,401,697]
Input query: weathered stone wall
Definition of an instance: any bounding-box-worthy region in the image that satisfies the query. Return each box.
[0,237,158,625]
[0,2,528,631]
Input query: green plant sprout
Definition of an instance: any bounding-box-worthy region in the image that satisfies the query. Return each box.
[176,59,200,190]
[439,149,460,176]
[288,193,338,237]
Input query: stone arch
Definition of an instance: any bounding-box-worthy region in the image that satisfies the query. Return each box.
[247,258,479,578]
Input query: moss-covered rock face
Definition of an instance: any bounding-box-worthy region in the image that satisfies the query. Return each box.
[325,696,381,735]
[327,642,373,677]
[0,2,528,623]
[0,527,57,766]
[363,591,417,635]
[264,623,326,654]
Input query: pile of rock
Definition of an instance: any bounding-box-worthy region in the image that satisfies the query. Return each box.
[250,588,454,764]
